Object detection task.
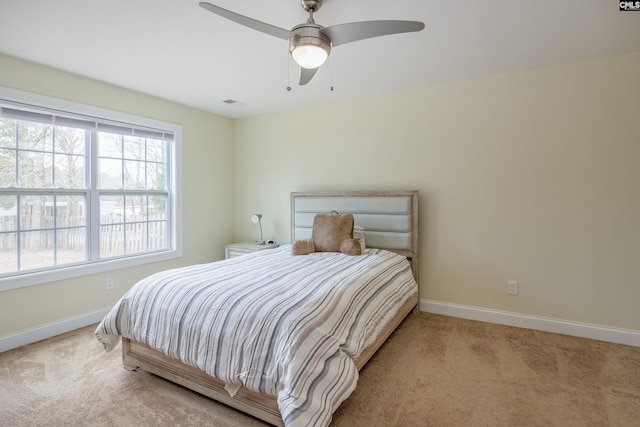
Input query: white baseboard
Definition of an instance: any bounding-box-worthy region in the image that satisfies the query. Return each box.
[3,302,638,353]
[421,299,640,348]
[0,307,111,353]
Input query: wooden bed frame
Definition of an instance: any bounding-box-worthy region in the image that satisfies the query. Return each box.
[121,190,419,426]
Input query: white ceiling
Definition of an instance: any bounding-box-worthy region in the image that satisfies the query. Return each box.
[1,0,639,119]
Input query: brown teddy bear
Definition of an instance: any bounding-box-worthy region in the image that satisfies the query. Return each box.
[292,212,361,256]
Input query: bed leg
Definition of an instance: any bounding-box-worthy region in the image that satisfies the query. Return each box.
[123,362,139,371]
[121,338,139,371]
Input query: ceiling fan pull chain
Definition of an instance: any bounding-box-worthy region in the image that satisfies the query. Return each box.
[330,54,334,92]
[286,50,292,91]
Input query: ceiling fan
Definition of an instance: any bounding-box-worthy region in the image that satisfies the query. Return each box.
[199,0,425,86]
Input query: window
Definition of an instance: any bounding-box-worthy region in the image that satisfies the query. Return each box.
[0,88,182,291]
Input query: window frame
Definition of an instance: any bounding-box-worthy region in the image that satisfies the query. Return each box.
[0,87,183,292]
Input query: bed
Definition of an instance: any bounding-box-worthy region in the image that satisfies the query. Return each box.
[95,190,419,427]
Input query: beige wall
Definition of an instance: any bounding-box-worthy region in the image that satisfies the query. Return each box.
[233,52,640,331]
[1,51,638,339]
[0,54,235,335]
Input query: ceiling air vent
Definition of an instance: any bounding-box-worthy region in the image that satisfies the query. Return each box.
[222,99,246,107]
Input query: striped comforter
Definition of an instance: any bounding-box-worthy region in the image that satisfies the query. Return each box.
[95,245,417,427]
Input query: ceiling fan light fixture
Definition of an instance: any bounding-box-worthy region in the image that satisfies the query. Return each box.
[291,44,328,69]
[289,23,331,69]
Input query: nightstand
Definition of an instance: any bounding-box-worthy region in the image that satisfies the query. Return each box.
[225,242,279,259]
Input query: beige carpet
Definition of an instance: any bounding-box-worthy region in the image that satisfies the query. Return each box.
[1,313,639,426]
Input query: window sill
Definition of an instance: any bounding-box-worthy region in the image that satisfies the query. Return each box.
[0,248,182,292]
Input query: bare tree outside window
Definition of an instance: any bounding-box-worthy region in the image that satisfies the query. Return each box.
[97,132,168,258]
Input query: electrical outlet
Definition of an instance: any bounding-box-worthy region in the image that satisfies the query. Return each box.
[105,277,114,291]
[507,280,518,295]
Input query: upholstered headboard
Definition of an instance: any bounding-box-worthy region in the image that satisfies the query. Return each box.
[291,190,419,283]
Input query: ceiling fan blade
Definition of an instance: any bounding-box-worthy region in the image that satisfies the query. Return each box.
[323,20,425,47]
[299,67,318,86]
[199,2,290,40]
